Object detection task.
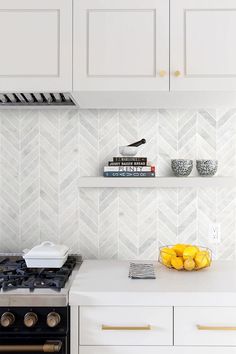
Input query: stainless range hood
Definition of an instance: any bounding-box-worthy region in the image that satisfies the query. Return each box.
[2,91,236,109]
[0,93,76,107]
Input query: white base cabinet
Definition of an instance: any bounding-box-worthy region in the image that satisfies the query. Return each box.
[80,347,236,354]
[72,306,236,354]
[70,262,236,354]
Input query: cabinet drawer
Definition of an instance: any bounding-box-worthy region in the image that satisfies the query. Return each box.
[80,347,236,354]
[175,307,236,346]
[80,306,173,345]
[80,347,166,354]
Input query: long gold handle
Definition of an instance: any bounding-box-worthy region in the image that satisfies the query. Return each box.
[0,341,62,352]
[197,325,236,331]
[102,324,151,331]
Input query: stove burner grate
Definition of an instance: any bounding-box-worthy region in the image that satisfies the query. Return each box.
[0,256,77,292]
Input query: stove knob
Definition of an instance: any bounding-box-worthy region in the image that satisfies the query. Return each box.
[0,312,15,327]
[24,312,38,328]
[47,312,61,328]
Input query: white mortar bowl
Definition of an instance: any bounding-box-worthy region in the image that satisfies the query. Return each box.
[119,146,139,156]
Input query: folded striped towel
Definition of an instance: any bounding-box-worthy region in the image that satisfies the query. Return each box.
[129,262,156,279]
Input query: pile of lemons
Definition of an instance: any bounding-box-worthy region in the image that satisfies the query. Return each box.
[160,244,211,271]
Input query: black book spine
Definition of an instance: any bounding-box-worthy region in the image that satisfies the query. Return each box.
[108,161,147,166]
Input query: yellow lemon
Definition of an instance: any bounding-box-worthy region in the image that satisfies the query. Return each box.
[195,251,210,269]
[172,244,187,257]
[171,256,184,270]
[184,257,195,271]
[160,248,176,267]
[183,246,199,260]
[196,250,211,267]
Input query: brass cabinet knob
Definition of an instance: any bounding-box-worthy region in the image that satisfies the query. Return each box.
[174,70,181,77]
[0,312,15,327]
[47,312,61,328]
[24,312,38,328]
[159,70,167,77]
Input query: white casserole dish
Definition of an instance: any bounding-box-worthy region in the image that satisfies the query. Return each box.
[23,241,69,268]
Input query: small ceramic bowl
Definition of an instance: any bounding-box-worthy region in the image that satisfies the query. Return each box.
[119,146,139,156]
[196,160,218,177]
[171,159,193,177]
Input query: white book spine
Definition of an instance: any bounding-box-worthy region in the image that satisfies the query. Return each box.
[104,166,154,172]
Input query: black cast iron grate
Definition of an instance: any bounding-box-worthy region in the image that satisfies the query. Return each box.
[0,256,77,292]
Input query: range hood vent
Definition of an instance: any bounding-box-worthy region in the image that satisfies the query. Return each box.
[0,93,76,107]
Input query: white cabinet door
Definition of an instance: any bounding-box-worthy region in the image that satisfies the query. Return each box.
[171,0,236,91]
[175,307,236,346]
[74,0,169,92]
[0,0,72,91]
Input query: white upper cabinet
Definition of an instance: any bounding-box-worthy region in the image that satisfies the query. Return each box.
[171,0,236,91]
[0,0,72,92]
[73,0,169,92]
[1,0,236,104]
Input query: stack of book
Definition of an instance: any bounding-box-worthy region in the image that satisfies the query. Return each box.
[104,157,155,177]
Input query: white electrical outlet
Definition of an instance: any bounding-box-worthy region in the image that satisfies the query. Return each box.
[208,223,221,244]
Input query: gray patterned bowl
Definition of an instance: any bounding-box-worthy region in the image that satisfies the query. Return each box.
[196,160,218,177]
[171,159,193,177]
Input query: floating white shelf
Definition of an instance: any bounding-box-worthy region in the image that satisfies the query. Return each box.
[78,176,236,188]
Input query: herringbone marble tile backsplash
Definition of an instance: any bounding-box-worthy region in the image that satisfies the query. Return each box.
[0,109,235,260]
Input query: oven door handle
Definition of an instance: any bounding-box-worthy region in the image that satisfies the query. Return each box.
[0,341,62,352]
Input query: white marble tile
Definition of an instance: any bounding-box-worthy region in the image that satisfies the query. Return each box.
[0,109,235,260]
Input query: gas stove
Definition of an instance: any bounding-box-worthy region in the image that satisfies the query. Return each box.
[0,255,77,292]
[0,254,82,307]
[0,255,82,353]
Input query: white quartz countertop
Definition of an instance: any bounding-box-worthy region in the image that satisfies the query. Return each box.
[69,260,236,306]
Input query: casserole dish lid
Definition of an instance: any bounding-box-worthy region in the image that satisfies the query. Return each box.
[24,241,69,259]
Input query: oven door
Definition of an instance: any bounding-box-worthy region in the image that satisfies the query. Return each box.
[0,337,67,353]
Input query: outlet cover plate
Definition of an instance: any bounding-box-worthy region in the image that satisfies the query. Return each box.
[208,223,221,244]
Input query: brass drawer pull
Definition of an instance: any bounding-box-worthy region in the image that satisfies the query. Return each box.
[102,324,151,331]
[197,325,236,331]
